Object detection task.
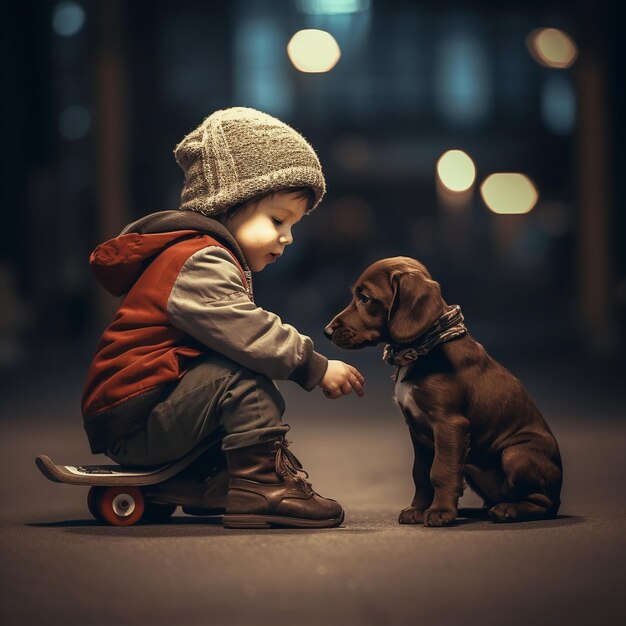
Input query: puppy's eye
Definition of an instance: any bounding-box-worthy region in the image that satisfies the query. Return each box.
[357,293,370,304]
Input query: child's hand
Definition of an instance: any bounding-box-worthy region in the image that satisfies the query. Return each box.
[320,360,365,399]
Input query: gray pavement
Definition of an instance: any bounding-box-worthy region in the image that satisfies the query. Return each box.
[1,350,625,626]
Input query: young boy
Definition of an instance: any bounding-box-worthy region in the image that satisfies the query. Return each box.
[81,107,365,528]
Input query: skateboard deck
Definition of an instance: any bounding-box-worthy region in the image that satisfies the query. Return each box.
[35,438,218,487]
[35,438,225,525]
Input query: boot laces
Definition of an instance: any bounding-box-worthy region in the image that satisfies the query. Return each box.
[274,439,313,493]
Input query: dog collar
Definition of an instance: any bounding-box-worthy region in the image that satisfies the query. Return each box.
[382,304,467,366]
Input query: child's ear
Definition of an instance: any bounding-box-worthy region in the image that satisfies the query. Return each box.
[387,271,444,344]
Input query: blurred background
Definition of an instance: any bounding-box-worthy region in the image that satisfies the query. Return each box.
[1,0,624,378]
[2,5,625,624]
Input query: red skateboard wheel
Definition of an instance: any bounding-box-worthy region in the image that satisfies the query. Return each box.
[95,486,145,526]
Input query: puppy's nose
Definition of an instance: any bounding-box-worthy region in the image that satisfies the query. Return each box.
[323,325,334,339]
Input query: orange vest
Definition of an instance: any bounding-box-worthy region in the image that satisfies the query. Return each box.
[82,231,247,451]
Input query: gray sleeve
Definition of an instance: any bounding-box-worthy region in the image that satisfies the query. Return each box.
[167,246,328,390]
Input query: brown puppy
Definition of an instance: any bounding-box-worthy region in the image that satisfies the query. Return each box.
[325,257,562,526]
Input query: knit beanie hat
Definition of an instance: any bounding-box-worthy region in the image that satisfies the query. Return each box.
[174,107,326,216]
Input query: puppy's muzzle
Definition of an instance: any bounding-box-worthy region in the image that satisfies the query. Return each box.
[324,314,343,339]
[324,318,357,349]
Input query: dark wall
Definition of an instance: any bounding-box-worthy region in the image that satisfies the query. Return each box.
[1,0,623,373]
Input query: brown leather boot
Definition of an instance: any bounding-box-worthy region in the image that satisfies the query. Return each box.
[222,438,344,528]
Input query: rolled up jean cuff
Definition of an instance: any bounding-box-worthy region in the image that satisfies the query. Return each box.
[221,424,290,451]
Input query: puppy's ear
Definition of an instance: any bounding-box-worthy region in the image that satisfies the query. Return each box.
[388,271,445,343]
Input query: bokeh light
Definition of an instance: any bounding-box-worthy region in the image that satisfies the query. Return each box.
[541,74,576,135]
[437,150,476,192]
[480,173,538,214]
[526,28,578,69]
[287,29,341,73]
[435,35,492,125]
[297,0,370,14]
[52,2,86,37]
[58,105,91,141]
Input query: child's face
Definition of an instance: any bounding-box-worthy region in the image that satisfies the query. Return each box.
[225,191,309,272]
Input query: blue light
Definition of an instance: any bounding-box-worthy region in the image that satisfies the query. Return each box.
[297,0,370,15]
[234,17,293,116]
[541,74,576,135]
[52,2,85,37]
[58,105,91,141]
[435,33,492,125]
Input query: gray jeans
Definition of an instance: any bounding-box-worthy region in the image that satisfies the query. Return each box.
[106,352,289,467]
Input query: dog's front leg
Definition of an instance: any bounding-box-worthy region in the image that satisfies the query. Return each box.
[424,415,470,527]
[398,427,434,524]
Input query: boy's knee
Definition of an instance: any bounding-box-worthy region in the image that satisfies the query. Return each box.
[173,354,286,436]
[225,367,285,416]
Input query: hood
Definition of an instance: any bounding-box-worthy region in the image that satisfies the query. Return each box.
[90,210,249,296]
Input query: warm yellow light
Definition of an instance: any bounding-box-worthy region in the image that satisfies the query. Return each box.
[437,150,476,192]
[527,28,578,69]
[480,173,538,214]
[287,29,341,73]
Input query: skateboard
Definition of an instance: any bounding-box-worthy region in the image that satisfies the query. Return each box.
[35,439,224,526]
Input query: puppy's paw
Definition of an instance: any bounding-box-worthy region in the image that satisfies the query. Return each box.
[423,506,457,527]
[398,506,425,524]
[488,502,521,523]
